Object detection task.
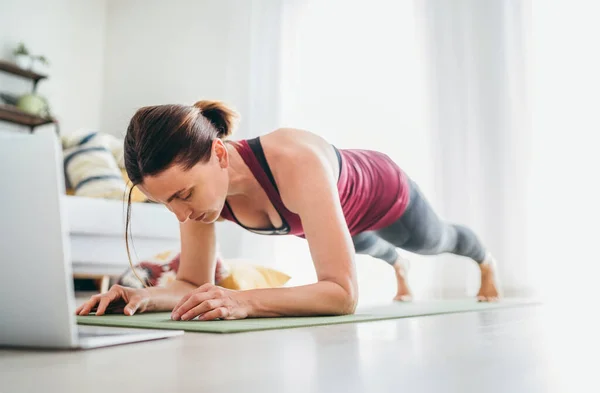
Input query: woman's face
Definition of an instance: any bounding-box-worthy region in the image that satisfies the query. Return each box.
[138,140,230,224]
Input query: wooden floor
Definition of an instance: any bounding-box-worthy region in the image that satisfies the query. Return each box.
[0,303,595,393]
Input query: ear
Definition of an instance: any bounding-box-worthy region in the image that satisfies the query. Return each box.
[213,139,229,169]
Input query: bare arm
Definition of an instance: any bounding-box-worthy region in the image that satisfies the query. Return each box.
[143,280,195,311]
[239,140,358,316]
[147,220,218,310]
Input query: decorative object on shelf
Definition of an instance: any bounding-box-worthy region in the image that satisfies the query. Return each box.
[13,42,31,69]
[16,93,50,118]
[31,55,49,74]
[11,42,50,74]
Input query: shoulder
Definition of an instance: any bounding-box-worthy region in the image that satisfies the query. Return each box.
[260,128,339,212]
[261,128,333,175]
[261,128,330,165]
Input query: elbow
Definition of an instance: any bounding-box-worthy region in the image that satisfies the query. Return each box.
[332,281,358,316]
[339,294,358,315]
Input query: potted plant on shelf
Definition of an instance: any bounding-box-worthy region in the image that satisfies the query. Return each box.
[13,42,31,69]
[31,55,49,74]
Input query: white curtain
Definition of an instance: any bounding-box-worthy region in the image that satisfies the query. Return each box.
[419,0,534,298]
[243,0,598,303]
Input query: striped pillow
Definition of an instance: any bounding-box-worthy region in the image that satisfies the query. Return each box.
[63,131,126,200]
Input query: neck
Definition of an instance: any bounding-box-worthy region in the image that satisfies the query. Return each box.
[225,143,254,197]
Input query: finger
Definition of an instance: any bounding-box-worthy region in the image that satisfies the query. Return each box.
[77,295,102,315]
[180,299,222,321]
[171,283,215,318]
[199,307,228,321]
[124,296,144,316]
[95,296,113,316]
[172,294,193,317]
[90,287,123,316]
[172,283,214,313]
[172,291,214,320]
[173,292,214,320]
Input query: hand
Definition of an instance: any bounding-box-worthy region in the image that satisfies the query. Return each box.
[171,283,249,321]
[76,284,152,316]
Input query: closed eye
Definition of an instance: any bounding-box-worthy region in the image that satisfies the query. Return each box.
[181,189,193,201]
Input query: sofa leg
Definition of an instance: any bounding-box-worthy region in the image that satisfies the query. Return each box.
[99,275,110,293]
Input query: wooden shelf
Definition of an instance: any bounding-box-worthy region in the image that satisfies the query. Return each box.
[0,58,56,133]
[0,60,47,83]
[0,104,55,128]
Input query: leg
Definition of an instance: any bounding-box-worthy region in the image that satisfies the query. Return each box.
[351,232,412,301]
[376,179,500,301]
[352,231,398,265]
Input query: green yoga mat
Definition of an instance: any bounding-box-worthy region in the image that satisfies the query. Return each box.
[76,299,537,334]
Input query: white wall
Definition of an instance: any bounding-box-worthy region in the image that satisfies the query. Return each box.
[528,1,600,302]
[101,0,253,138]
[101,0,283,259]
[0,0,107,135]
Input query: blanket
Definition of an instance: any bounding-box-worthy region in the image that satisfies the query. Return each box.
[117,250,291,291]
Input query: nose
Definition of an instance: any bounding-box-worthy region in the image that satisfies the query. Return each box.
[171,204,192,223]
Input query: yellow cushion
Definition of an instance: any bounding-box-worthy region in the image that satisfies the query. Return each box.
[218,262,291,290]
[121,169,149,203]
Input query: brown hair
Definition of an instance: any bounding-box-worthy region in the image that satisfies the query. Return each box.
[123,100,239,286]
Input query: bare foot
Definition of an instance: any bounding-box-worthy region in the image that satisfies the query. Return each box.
[393,256,413,302]
[477,253,501,302]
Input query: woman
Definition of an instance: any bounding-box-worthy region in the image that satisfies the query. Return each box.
[77,100,500,321]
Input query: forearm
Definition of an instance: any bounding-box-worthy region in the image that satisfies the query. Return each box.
[240,280,357,317]
[146,279,196,311]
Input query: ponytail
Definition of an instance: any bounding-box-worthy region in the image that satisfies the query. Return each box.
[193,100,239,139]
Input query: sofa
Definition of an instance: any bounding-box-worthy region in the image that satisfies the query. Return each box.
[66,194,180,279]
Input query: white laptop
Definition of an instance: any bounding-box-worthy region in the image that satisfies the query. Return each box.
[0,129,184,349]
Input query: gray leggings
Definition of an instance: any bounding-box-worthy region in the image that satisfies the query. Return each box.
[352,178,487,265]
